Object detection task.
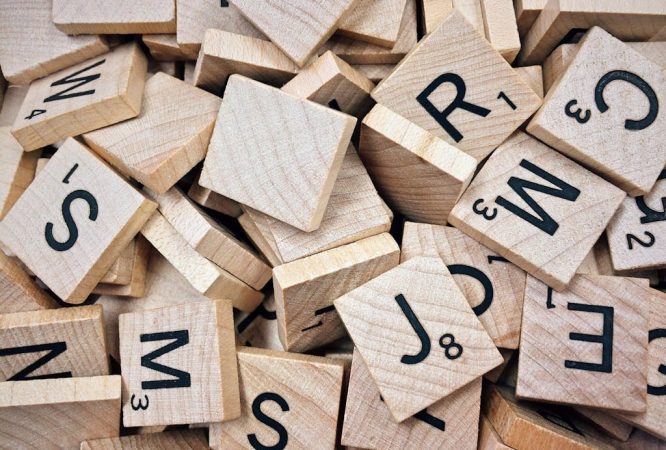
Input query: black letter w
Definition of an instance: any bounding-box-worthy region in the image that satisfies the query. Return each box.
[140,330,191,390]
[44,59,106,103]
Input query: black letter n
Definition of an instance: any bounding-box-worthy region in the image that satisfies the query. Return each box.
[140,330,192,390]
[44,59,106,103]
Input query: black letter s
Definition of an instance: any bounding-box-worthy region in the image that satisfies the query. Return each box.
[247,392,290,450]
[45,190,98,252]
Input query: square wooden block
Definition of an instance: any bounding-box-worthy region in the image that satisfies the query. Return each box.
[200,75,355,232]
[372,10,541,161]
[528,27,666,196]
[0,138,157,303]
[517,274,651,413]
[0,251,58,313]
[449,132,625,291]
[334,256,503,422]
[210,347,345,450]
[119,300,240,427]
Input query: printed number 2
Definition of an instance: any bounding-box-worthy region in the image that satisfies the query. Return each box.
[626,231,655,250]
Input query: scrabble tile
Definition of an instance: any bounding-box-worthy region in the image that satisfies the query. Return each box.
[239,144,392,264]
[515,65,544,98]
[201,75,355,232]
[478,415,512,450]
[0,251,57,313]
[0,305,108,381]
[188,175,242,218]
[335,257,503,422]
[0,0,109,84]
[352,64,394,83]
[337,0,408,47]
[82,430,208,450]
[0,127,39,219]
[514,0,546,37]
[360,104,477,224]
[402,223,526,349]
[0,85,28,127]
[480,0,521,62]
[448,132,625,291]
[517,274,651,412]
[93,235,151,297]
[12,43,148,152]
[210,347,345,450]
[575,407,633,441]
[142,34,197,61]
[372,11,542,162]
[451,0,484,33]
[233,0,361,67]
[282,51,375,118]
[341,349,482,450]
[420,0,453,34]
[606,170,666,272]
[193,30,299,96]
[527,28,666,196]
[120,300,240,427]
[518,0,666,65]
[0,375,121,450]
[140,212,263,312]
[0,138,157,303]
[235,295,284,351]
[52,0,176,34]
[274,233,400,353]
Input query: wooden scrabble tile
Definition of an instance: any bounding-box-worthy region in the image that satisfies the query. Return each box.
[337,0,408,47]
[12,43,148,152]
[0,0,109,85]
[452,0,484,33]
[82,429,208,450]
[201,75,355,232]
[514,0,546,38]
[518,0,666,65]
[372,11,542,162]
[93,235,151,297]
[402,222,526,349]
[575,407,633,441]
[146,187,271,290]
[478,415,512,450]
[274,233,400,353]
[0,375,121,449]
[142,34,198,61]
[188,174,242,218]
[527,28,666,196]
[480,0,521,63]
[140,212,263,312]
[515,65,544,98]
[282,51,375,118]
[83,75,219,194]
[0,305,108,381]
[52,0,176,34]
[517,274,651,412]
[120,300,240,427]
[0,85,28,127]
[0,251,57,313]
[210,347,345,450]
[233,0,361,67]
[353,64,394,83]
[0,138,157,303]
[342,349,481,450]
[335,256,503,421]
[239,144,392,264]
[0,127,39,219]
[421,0,453,35]
[235,295,284,350]
[359,104,477,224]
[448,132,625,291]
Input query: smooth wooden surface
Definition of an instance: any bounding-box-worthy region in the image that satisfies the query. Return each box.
[335,256,503,422]
[337,0,408,47]
[0,250,57,313]
[449,132,625,291]
[360,104,477,224]
[402,222,526,349]
[527,27,666,196]
[0,375,121,450]
[274,233,400,353]
[0,127,39,219]
[93,235,151,297]
[372,10,541,162]
[188,174,242,218]
[12,42,148,151]
[480,0,521,62]
[120,300,240,427]
[83,72,220,194]
[0,138,157,303]
[421,0,453,34]
[235,295,284,351]
[200,75,355,232]
[82,430,208,450]
[210,347,345,450]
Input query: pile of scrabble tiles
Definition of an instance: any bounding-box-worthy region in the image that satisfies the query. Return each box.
[0,0,665,449]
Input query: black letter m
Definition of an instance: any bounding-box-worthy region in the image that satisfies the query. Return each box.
[140,330,192,390]
[44,59,106,103]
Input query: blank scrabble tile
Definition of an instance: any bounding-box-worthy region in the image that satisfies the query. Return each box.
[142,34,197,61]
[514,0,546,37]
[0,375,121,450]
[210,347,345,450]
[93,235,151,297]
[480,0,521,63]
[335,257,503,422]
[337,0,408,47]
[448,132,625,291]
[12,43,148,152]
[575,407,633,441]
[240,144,392,264]
[233,0,361,67]
[235,295,284,351]
[421,0,453,34]
[0,127,39,219]
[0,138,157,303]
[0,305,108,381]
[82,430,208,450]
[517,274,651,412]
[402,223,526,349]
[201,75,355,232]
[120,300,240,427]
[274,233,400,353]
[52,0,176,34]
[193,29,299,95]
[360,104,477,225]
[372,11,541,162]
[187,174,242,218]
[527,28,666,196]
[0,0,109,84]
[282,51,375,118]
[341,349,482,450]
[0,251,57,313]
